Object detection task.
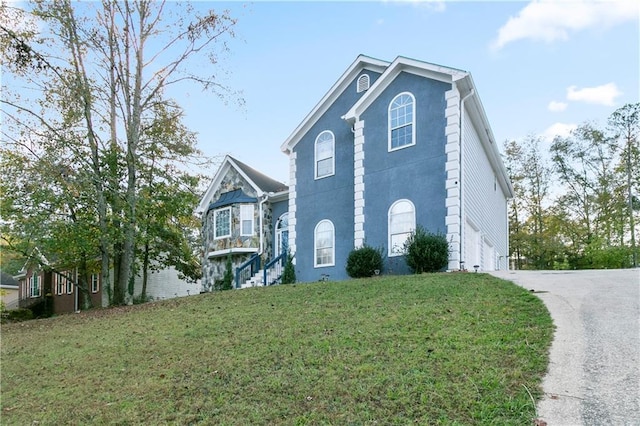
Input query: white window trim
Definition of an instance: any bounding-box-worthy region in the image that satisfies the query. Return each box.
[314,130,335,180]
[314,220,335,268]
[388,92,416,152]
[91,273,100,293]
[29,274,41,298]
[240,204,255,236]
[214,206,232,239]
[388,199,416,257]
[66,271,74,294]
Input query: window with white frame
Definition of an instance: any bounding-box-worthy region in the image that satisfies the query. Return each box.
[55,273,64,295]
[214,207,231,239]
[357,74,370,93]
[91,273,99,293]
[388,199,416,256]
[314,220,335,267]
[240,204,254,236]
[389,92,415,151]
[29,273,41,298]
[66,271,73,294]
[315,131,335,179]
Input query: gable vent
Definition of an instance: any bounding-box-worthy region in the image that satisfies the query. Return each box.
[357,74,370,93]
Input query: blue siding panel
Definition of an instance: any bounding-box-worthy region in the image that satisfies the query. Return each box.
[293,70,381,282]
[361,72,451,273]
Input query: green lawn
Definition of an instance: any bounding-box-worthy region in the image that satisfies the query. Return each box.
[1,273,553,425]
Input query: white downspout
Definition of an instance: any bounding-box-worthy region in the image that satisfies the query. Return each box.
[459,87,475,270]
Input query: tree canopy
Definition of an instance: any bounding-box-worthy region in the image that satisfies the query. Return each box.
[0,0,237,305]
[504,103,639,270]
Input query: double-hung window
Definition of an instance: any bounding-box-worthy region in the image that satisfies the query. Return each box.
[29,273,40,298]
[240,205,254,236]
[315,131,335,179]
[91,273,100,293]
[389,92,415,151]
[314,220,335,267]
[214,207,231,239]
[66,271,74,294]
[388,200,416,256]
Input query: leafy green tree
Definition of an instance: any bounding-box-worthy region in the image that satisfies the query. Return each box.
[0,1,238,304]
[608,103,640,267]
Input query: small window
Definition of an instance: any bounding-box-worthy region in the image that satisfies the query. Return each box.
[357,74,370,93]
[214,207,231,239]
[388,199,416,256]
[315,131,335,179]
[389,92,415,151]
[91,274,100,293]
[240,204,254,236]
[66,271,73,294]
[314,220,335,267]
[55,274,63,295]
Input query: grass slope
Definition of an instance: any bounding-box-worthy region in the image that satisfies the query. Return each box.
[1,274,553,425]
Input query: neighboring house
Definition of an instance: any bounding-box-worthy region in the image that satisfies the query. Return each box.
[1,270,20,310]
[14,265,104,315]
[196,155,289,291]
[201,55,513,287]
[14,259,198,315]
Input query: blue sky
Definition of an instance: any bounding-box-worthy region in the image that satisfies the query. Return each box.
[174,1,639,184]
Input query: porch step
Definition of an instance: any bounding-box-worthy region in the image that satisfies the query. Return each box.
[241,270,279,288]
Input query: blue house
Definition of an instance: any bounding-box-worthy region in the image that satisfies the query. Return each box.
[199,55,513,288]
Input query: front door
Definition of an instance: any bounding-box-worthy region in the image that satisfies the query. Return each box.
[276,213,289,257]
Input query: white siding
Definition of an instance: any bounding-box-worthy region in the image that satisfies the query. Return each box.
[133,267,201,301]
[462,104,508,271]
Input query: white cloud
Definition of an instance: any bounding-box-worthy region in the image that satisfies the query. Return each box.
[566,83,622,106]
[491,0,639,50]
[543,122,577,141]
[548,100,568,112]
[383,0,446,12]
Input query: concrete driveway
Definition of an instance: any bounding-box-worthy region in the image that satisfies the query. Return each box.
[490,269,639,426]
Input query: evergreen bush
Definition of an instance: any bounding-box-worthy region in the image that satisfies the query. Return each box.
[281,252,296,284]
[222,255,234,290]
[404,225,449,273]
[346,245,384,278]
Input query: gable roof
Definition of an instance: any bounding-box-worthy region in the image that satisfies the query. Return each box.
[280,54,389,154]
[280,54,513,197]
[196,155,288,215]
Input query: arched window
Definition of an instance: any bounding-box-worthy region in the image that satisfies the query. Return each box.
[388,92,415,151]
[314,220,335,267]
[275,213,289,257]
[357,74,370,93]
[388,199,415,256]
[315,130,335,179]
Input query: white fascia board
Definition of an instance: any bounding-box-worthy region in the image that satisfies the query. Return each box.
[267,190,289,203]
[280,55,389,154]
[343,56,468,122]
[196,156,233,215]
[196,155,265,215]
[462,75,514,198]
